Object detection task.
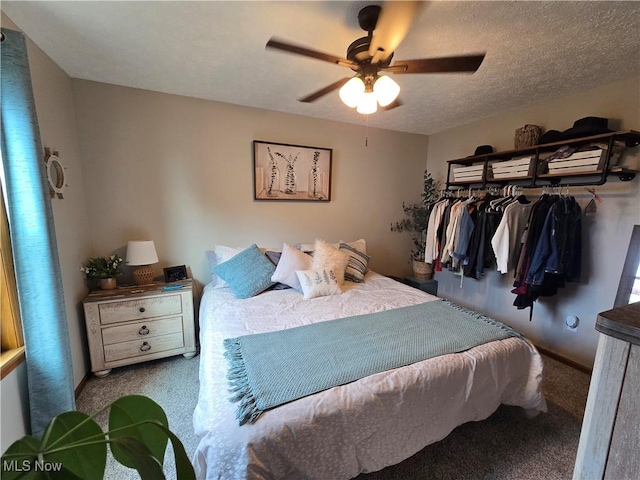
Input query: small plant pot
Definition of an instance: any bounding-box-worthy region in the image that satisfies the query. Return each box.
[412,261,433,280]
[100,277,117,290]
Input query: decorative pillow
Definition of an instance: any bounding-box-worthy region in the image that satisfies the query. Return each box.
[265,251,282,266]
[295,268,342,300]
[340,238,368,255]
[311,239,350,285]
[296,242,316,253]
[263,252,292,290]
[271,243,313,290]
[206,245,244,288]
[295,241,339,254]
[339,243,371,283]
[213,244,276,299]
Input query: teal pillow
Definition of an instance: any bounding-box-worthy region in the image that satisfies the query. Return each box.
[213,244,276,299]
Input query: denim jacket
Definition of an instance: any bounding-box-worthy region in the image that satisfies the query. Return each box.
[526,197,581,285]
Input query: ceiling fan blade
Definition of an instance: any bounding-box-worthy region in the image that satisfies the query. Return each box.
[266,37,356,68]
[369,1,424,64]
[380,97,403,111]
[298,78,351,103]
[388,54,486,74]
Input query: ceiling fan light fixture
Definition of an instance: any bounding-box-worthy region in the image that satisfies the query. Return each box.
[339,76,365,108]
[373,75,400,107]
[356,92,378,114]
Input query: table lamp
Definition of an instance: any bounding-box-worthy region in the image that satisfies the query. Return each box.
[126,240,159,286]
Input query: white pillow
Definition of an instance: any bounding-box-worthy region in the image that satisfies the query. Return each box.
[296,241,340,253]
[206,245,244,288]
[311,239,350,285]
[271,243,312,289]
[295,268,342,300]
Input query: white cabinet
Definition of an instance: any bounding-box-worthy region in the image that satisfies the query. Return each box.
[82,280,197,377]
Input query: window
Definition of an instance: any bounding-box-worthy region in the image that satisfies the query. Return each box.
[614,224,640,307]
[1,155,25,379]
[630,261,640,305]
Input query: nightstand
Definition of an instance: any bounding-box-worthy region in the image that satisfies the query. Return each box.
[404,277,438,296]
[391,276,438,296]
[82,279,197,377]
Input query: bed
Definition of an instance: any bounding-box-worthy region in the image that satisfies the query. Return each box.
[192,268,547,480]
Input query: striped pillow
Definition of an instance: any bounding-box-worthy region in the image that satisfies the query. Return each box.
[339,243,371,283]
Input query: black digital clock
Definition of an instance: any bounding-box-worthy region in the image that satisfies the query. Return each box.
[163,265,188,283]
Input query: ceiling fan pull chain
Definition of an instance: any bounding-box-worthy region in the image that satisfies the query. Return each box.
[364,113,369,147]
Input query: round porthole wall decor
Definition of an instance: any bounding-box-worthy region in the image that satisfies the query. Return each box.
[44,147,67,199]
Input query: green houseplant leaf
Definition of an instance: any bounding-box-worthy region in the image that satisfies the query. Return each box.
[1,395,195,480]
[108,437,165,480]
[391,171,440,262]
[108,395,195,480]
[108,395,169,468]
[40,411,107,479]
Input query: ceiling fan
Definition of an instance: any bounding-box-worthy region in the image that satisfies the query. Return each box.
[266,2,486,114]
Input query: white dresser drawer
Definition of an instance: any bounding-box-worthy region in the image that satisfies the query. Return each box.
[104,332,185,363]
[101,316,183,346]
[98,294,182,325]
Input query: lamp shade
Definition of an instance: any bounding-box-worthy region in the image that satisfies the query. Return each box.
[126,240,159,266]
[339,77,365,108]
[373,75,400,107]
[356,92,378,114]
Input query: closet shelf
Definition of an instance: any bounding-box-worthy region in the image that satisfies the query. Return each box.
[445,130,640,189]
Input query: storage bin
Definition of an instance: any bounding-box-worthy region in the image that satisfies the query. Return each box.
[490,156,534,179]
[452,164,484,182]
[547,149,605,173]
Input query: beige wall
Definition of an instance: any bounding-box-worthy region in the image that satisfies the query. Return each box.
[71,80,429,286]
[426,75,640,368]
[2,1,637,451]
[1,12,93,450]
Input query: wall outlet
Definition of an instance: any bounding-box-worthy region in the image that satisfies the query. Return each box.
[565,315,579,332]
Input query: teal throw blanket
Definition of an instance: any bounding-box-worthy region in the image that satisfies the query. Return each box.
[224,300,520,425]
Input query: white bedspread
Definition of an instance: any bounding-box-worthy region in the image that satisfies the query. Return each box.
[192,273,547,480]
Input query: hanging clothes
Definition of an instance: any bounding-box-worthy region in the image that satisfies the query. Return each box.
[491,198,533,275]
[424,198,449,264]
[463,194,500,279]
[512,195,582,313]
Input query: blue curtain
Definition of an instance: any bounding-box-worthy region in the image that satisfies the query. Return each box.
[1,28,75,436]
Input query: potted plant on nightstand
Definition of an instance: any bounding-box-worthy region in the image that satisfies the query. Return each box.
[81,254,124,290]
[390,171,440,279]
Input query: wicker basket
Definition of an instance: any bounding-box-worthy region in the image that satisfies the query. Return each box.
[412,260,434,280]
[514,125,542,149]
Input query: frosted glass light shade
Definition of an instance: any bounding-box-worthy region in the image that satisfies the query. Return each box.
[356,92,378,114]
[339,77,365,108]
[126,240,159,266]
[373,75,400,107]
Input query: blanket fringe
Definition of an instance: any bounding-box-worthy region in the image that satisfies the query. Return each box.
[223,338,263,425]
[441,300,522,339]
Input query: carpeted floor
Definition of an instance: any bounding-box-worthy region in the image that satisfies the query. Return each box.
[76,353,590,479]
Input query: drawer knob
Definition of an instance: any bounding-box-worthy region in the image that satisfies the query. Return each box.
[138,326,150,336]
[139,307,146,313]
[140,342,151,352]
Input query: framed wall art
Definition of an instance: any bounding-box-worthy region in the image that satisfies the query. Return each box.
[253,140,332,201]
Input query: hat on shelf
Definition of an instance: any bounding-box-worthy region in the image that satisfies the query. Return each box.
[561,116,613,140]
[537,130,564,145]
[473,145,494,156]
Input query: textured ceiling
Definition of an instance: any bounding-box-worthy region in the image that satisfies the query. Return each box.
[2,1,639,135]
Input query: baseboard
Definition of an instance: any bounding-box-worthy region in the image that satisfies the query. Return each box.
[535,345,592,375]
[74,372,90,400]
